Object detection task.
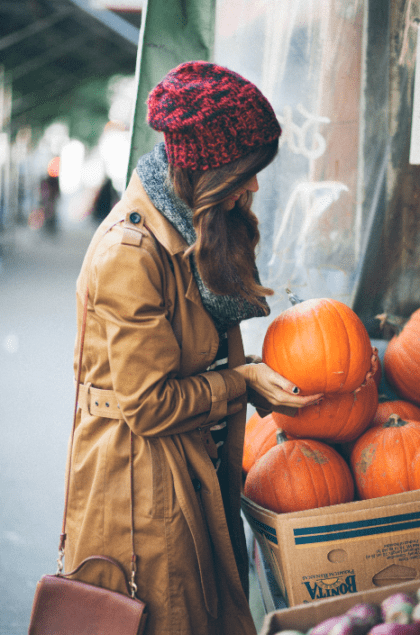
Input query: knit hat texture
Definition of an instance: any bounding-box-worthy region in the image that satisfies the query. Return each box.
[147,61,281,171]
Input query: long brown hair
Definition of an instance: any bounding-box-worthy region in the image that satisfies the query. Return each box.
[169,139,278,309]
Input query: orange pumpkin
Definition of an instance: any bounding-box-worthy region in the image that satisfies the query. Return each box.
[341,390,420,457]
[368,400,420,429]
[272,373,378,443]
[262,298,372,395]
[242,412,278,474]
[350,415,420,500]
[383,308,420,406]
[244,432,354,513]
[409,451,420,491]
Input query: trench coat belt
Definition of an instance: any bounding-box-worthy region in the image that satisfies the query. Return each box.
[77,382,122,419]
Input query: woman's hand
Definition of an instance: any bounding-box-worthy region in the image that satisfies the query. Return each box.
[234,362,323,409]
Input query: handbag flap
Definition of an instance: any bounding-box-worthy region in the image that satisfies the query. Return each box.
[29,574,147,635]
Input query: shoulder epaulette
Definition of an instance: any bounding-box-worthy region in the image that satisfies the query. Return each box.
[121,210,147,246]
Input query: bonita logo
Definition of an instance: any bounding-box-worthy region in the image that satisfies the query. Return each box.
[303,574,357,600]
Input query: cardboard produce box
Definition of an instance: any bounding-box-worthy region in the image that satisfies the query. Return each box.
[241,489,420,608]
[259,579,420,635]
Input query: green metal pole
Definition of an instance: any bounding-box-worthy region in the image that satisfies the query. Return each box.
[126,0,216,184]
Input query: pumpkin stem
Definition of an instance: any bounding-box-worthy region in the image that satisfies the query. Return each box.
[374,312,409,335]
[276,429,288,444]
[286,288,304,306]
[383,414,408,428]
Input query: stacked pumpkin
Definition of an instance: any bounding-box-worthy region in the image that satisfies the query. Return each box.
[243,297,420,514]
[352,307,420,499]
[382,308,420,406]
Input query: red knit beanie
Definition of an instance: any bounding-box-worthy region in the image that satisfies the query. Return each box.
[147,61,281,171]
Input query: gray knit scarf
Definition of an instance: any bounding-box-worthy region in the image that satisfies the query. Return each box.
[136,142,270,334]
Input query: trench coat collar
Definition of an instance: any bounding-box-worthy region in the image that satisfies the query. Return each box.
[122,169,189,257]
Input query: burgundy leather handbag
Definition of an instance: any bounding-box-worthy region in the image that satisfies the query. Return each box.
[28,287,148,634]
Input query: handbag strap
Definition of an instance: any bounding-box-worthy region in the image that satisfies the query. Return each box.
[61,555,135,598]
[57,284,138,599]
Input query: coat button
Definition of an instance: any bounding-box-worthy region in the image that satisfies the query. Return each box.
[192,478,201,491]
[129,212,141,224]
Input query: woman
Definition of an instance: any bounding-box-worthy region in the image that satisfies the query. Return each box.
[65,62,322,635]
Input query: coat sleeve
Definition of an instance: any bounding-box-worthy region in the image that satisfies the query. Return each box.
[91,238,246,437]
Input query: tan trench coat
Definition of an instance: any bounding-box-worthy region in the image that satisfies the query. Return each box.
[65,171,258,635]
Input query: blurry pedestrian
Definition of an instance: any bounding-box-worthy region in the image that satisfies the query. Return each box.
[40,174,59,232]
[91,177,120,223]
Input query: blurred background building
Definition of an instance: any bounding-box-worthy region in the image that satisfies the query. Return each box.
[0,0,141,238]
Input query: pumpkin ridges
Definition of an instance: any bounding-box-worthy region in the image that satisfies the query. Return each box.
[362,429,391,499]
[382,428,404,492]
[378,423,407,491]
[283,303,327,393]
[329,392,355,439]
[313,444,333,508]
[301,441,327,508]
[331,379,377,441]
[326,301,351,391]
[310,441,354,505]
[285,441,318,509]
[312,305,331,394]
[332,299,371,391]
[287,442,316,508]
[313,301,350,393]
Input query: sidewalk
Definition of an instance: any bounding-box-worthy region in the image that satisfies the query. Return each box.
[0,223,93,634]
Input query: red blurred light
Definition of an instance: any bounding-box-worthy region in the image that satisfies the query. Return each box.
[47,157,60,177]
